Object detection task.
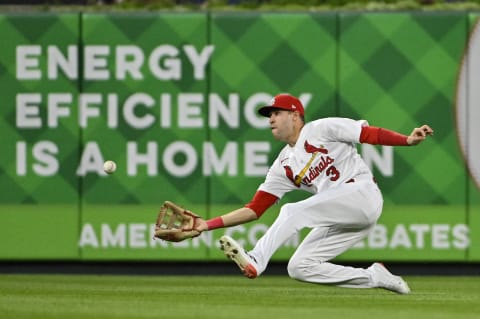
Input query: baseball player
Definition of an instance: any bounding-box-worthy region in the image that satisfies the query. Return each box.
[195,93,433,294]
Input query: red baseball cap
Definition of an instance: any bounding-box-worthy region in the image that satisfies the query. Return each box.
[258,94,305,117]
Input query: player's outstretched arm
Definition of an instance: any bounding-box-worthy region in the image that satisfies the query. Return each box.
[195,207,258,232]
[197,190,278,232]
[406,124,434,146]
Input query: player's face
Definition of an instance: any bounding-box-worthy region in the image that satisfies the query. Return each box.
[268,110,298,146]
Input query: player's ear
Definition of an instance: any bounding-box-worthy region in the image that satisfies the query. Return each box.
[293,111,302,121]
[294,111,305,123]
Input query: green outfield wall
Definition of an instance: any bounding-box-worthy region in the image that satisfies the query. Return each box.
[0,12,479,262]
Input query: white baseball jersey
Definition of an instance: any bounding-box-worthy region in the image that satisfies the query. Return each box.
[258,117,373,198]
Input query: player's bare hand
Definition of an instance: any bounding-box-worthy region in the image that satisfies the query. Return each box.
[407,125,434,145]
[195,218,208,232]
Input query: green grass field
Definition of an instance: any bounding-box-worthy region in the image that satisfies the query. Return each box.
[0,274,479,319]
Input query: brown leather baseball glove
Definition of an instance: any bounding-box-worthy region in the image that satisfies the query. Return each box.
[154,201,201,242]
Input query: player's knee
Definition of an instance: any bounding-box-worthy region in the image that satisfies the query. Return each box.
[287,256,309,281]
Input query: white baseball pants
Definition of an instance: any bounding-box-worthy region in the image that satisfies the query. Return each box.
[250,177,383,288]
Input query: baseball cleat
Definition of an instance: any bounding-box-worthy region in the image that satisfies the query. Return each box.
[219,235,258,279]
[369,263,411,294]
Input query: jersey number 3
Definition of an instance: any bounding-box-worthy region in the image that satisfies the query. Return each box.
[326,165,340,181]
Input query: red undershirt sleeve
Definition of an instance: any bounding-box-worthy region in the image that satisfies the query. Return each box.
[360,126,409,146]
[245,190,279,218]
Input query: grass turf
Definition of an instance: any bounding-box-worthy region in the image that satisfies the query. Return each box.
[1,275,479,319]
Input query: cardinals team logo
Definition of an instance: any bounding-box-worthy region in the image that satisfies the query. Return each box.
[283,142,338,187]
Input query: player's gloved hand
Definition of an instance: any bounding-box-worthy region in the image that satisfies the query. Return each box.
[154,201,203,242]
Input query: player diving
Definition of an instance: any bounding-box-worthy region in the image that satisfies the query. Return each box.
[154,93,434,294]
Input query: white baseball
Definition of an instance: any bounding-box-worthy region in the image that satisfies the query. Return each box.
[103,160,117,174]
